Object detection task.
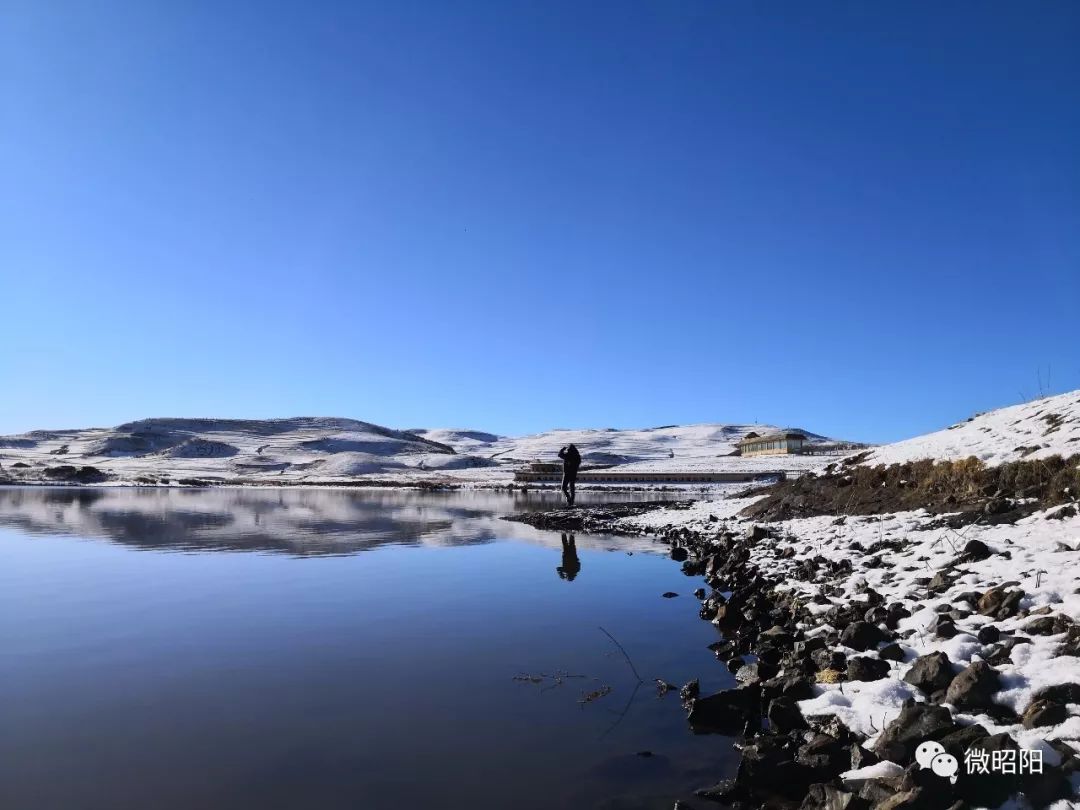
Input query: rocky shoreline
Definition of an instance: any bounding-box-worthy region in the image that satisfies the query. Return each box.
[506,489,1080,809]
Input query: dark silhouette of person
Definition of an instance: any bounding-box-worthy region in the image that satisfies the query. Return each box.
[557,533,581,581]
[558,443,581,506]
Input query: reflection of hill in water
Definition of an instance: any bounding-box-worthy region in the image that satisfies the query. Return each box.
[0,487,667,556]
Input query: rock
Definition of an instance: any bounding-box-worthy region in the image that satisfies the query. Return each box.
[679,679,699,704]
[1022,698,1067,729]
[875,787,925,809]
[850,745,879,770]
[735,661,777,684]
[878,643,905,662]
[761,625,794,646]
[873,700,957,764]
[1025,614,1073,635]
[928,571,954,594]
[1032,682,1080,704]
[798,783,859,809]
[693,587,705,599]
[736,737,814,799]
[962,539,992,561]
[954,733,1020,807]
[847,656,890,682]
[761,672,814,703]
[693,779,744,803]
[797,734,847,773]
[767,696,807,733]
[748,524,772,541]
[840,621,889,651]
[688,684,759,732]
[662,591,679,598]
[812,648,847,672]
[938,723,989,760]
[1021,762,1074,806]
[944,661,1000,710]
[977,586,1024,620]
[1058,625,1080,657]
[654,679,676,696]
[669,546,688,561]
[976,624,1000,644]
[885,603,911,629]
[931,617,958,639]
[903,652,954,696]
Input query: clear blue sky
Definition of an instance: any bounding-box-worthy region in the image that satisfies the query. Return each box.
[2,1,1078,442]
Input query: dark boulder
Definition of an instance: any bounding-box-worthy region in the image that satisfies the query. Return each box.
[762,672,815,703]
[903,651,954,696]
[928,570,954,594]
[761,625,795,647]
[796,734,847,773]
[735,661,777,684]
[976,624,1000,644]
[930,616,958,639]
[736,737,814,800]
[938,723,989,761]
[812,648,847,672]
[1032,682,1080,705]
[944,661,1000,710]
[1022,698,1067,729]
[977,586,1024,620]
[1024,614,1073,635]
[962,539,992,561]
[840,621,889,651]
[953,733,1020,808]
[847,656,890,682]
[797,783,861,810]
[873,700,957,764]
[767,695,808,733]
[679,679,699,704]
[878,643,905,662]
[688,684,759,733]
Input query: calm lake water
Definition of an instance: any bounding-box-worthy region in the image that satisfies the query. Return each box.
[0,487,736,810]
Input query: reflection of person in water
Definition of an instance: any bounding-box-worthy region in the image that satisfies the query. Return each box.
[557,533,581,581]
[558,444,581,506]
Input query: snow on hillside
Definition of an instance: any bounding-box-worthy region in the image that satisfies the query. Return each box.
[0,417,487,483]
[859,389,1080,467]
[414,423,835,466]
[0,417,850,485]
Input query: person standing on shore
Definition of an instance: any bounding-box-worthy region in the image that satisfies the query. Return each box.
[558,443,581,506]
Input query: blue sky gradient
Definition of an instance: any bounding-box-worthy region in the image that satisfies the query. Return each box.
[2,1,1078,442]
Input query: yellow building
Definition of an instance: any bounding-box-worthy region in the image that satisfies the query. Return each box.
[737,431,807,457]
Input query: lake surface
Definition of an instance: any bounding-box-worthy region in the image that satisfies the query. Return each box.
[0,487,736,810]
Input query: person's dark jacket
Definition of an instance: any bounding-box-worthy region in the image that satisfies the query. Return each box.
[558,445,582,473]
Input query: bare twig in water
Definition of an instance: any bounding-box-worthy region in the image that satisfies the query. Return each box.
[598,626,645,684]
[600,680,642,739]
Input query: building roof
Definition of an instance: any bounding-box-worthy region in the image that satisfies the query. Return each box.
[738,431,807,446]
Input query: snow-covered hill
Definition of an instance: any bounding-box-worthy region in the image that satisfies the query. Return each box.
[0,417,852,485]
[413,423,836,466]
[0,417,497,483]
[858,389,1080,467]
